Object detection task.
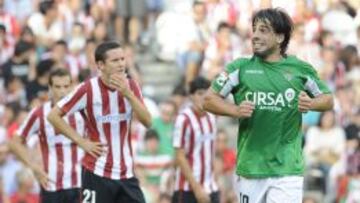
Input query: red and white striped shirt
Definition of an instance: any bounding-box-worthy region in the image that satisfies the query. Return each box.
[173,106,218,193]
[16,101,85,191]
[57,77,143,180]
[65,54,87,78]
[0,13,20,37]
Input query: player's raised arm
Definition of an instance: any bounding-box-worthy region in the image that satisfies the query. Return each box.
[110,74,152,128]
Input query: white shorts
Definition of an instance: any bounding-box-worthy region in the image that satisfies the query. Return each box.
[236,176,304,203]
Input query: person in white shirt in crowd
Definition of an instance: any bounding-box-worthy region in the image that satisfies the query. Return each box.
[27,0,63,49]
[304,110,346,200]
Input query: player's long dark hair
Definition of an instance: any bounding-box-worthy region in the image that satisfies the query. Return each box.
[252,8,293,56]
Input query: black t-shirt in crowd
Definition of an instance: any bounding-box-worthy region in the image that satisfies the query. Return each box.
[1,59,30,85]
[26,80,48,103]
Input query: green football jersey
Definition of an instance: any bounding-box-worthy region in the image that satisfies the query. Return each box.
[211,55,331,178]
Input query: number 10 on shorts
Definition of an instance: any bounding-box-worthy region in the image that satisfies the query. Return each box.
[83,189,96,203]
[240,192,249,203]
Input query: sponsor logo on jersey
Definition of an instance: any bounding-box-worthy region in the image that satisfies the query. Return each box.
[245,88,296,111]
[196,133,216,144]
[95,113,131,123]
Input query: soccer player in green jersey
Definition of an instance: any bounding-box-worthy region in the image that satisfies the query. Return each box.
[203,8,334,203]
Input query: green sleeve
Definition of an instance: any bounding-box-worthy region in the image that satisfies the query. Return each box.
[302,64,331,97]
[211,59,242,97]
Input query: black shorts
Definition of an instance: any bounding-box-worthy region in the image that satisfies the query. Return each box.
[172,191,220,203]
[81,168,145,203]
[40,188,80,203]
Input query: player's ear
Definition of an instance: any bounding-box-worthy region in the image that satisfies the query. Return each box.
[97,60,105,70]
[276,34,284,44]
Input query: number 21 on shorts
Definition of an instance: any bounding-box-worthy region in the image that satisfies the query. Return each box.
[240,192,249,203]
[83,189,96,203]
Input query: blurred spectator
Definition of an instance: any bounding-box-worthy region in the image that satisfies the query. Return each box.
[292,0,320,42]
[136,129,172,203]
[114,0,147,44]
[345,110,360,142]
[4,77,26,108]
[335,85,355,126]
[339,45,360,84]
[321,1,358,46]
[147,0,164,19]
[302,196,319,203]
[27,0,63,48]
[6,106,27,139]
[143,0,164,47]
[9,168,39,203]
[0,103,15,128]
[318,30,337,49]
[304,111,346,193]
[66,23,88,79]
[317,46,339,91]
[0,175,10,203]
[91,0,115,23]
[215,129,236,174]
[42,40,67,70]
[158,193,171,203]
[176,1,210,86]
[151,100,177,156]
[19,27,35,45]
[56,0,79,37]
[202,22,241,80]
[170,83,188,112]
[78,69,91,83]
[335,136,360,203]
[288,23,321,69]
[3,0,34,27]
[302,111,321,134]
[68,22,86,50]
[77,3,96,38]
[214,129,237,203]
[0,24,14,66]
[135,129,172,186]
[84,38,97,73]
[25,59,53,104]
[205,0,238,33]
[124,43,143,85]
[91,21,109,45]
[0,139,22,196]
[0,0,20,39]
[1,40,36,86]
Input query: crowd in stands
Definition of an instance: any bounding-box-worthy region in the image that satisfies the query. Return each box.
[0,0,359,202]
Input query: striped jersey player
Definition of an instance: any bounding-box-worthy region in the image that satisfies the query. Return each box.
[172,77,220,203]
[47,41,152,203]
[9,69,84,203]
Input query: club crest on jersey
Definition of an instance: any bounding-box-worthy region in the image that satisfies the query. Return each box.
[283,71,293,81]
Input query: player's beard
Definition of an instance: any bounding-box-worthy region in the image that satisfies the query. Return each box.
[253,46,276,59]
